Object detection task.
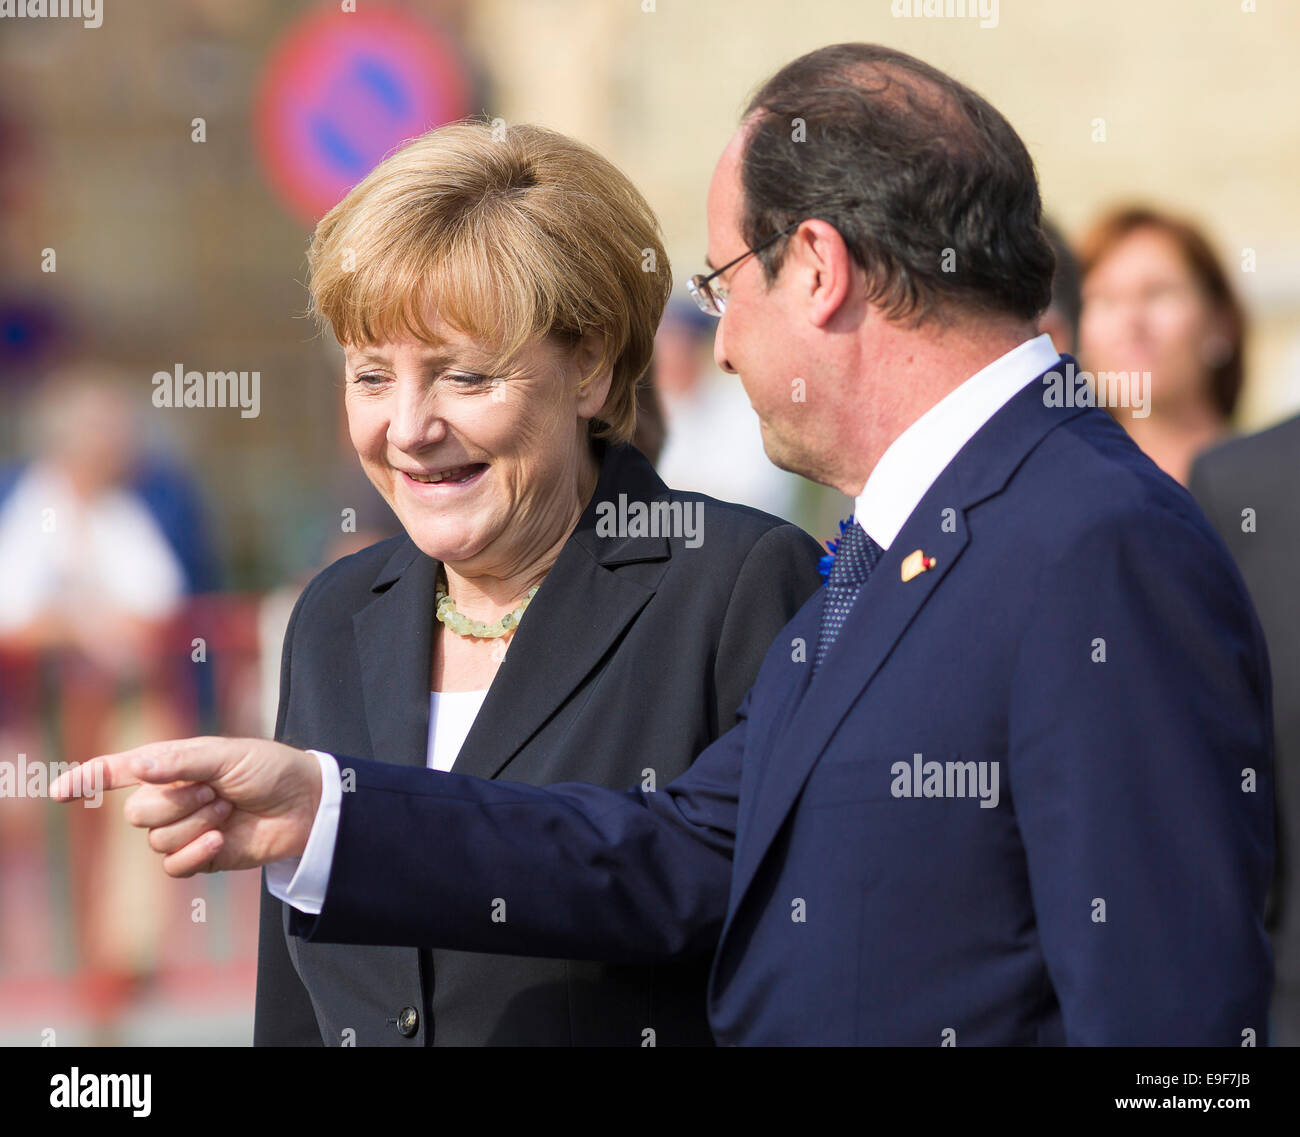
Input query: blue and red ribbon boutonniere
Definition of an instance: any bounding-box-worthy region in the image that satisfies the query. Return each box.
[817,515,856,584]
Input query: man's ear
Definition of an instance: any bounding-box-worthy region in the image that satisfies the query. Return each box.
[573,333,613,420]
[793,219,855,329]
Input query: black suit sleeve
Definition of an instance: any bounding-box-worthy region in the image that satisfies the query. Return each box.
[253,580,326,1046]
[713,522,823,731]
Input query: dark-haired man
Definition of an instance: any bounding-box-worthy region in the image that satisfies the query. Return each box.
[68,44,1273,1045]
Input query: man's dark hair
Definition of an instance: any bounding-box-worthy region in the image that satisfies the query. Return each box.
[739,43,1055,326]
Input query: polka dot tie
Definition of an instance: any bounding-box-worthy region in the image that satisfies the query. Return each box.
[813,520,884,674]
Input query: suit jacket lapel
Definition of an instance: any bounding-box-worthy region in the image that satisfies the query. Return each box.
[731,508,971,898]
[729,376,1093,910]
[449,545,659,780]
[451,442,672,781]
[353,540,439,769]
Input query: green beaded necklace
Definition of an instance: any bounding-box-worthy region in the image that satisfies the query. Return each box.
[435,571,539,639]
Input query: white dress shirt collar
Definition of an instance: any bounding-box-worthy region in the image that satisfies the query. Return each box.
[854,333,1061,550]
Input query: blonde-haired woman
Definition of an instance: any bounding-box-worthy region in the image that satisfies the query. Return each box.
[255,121,822,1046]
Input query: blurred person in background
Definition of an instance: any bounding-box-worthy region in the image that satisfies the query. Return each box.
[630,369,667,467]
[258,458,403,740]
[1192,412,1300,1045]
[0,367,194,1040]
[653,298,804,522]
[1077,205,1245,486]
[0,370,186,662]
[1037,216,1080,357]
[247,120,823,1046]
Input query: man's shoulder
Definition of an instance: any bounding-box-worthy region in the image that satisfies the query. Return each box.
[977,408,1262,653]
[1010,407,1224,555]
[1192,411,1300,493]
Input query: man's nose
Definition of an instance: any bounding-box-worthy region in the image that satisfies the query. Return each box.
[713,318,736,374]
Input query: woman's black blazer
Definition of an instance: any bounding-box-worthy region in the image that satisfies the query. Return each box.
[254,440,824,1045]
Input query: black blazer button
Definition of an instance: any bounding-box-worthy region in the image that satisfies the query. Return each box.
[396,1006,419,1037]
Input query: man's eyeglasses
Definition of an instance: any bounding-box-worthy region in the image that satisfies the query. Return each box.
[687,221,801,317]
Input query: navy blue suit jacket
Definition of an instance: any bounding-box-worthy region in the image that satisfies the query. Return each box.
[290,372,1275,1044]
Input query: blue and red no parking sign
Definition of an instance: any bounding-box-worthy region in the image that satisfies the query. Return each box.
[256,5,474,224]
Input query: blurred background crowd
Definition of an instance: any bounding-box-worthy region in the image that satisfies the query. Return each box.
[1,0,1298,1044]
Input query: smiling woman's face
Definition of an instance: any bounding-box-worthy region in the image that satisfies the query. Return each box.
[343,318,610,577]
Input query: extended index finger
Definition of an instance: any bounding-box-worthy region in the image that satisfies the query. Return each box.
[49,752,139,800]
[50,737,228,801]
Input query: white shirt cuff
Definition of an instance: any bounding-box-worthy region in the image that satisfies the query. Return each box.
[265,749,341,916]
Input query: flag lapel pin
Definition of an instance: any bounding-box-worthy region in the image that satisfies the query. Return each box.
[900,549,937,583]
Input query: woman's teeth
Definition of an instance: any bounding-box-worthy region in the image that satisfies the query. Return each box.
[407,464,483,484]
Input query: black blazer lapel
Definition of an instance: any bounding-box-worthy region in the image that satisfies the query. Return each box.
[353,539,439,769]
[451,443,672,781]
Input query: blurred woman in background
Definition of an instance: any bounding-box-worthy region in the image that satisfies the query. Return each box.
[1077,205,1246,486]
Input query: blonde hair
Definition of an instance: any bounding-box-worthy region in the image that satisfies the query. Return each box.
[307,120,672,442]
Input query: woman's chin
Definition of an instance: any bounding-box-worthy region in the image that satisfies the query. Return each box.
[403,525,489,566]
